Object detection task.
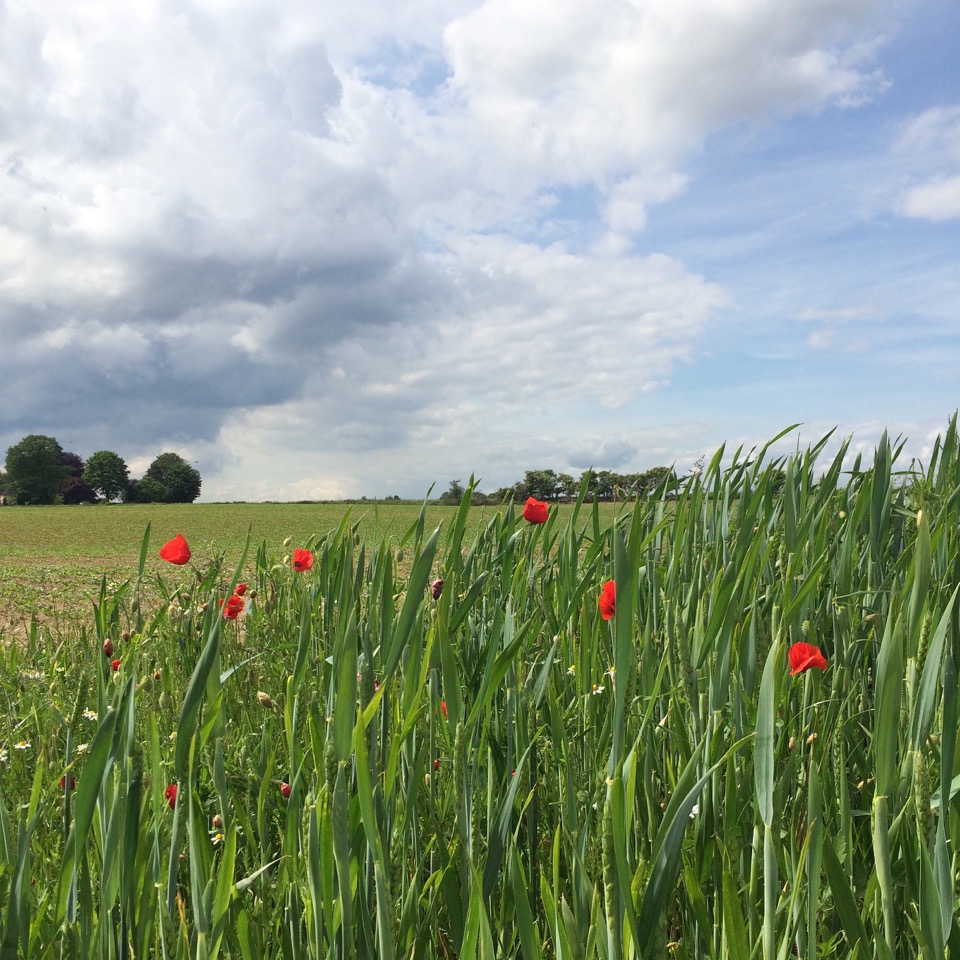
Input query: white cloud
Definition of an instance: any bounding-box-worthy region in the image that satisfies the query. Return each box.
[893,105,960,221]
[438,0,887,188]
[899,175,960,221]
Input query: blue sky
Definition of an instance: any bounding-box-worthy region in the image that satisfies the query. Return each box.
[0,0,957,499]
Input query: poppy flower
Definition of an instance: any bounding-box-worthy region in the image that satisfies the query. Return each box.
[165,784,178,809]
[220,594,244,620]
[159,534,191,565]
[103,638,114,658]
[523,497,549,524]
[440,700,448,719]
[788,642,828,674]
[598,580,616,620]
[234,582,248,597]
[59,775,76,790]
[292,549,313,573]
[280,782,292,799]
[111,659,121,671]
[431,578,444,599]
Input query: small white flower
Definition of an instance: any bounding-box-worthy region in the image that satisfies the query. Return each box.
[592,684,605,695]
[21,669,44,680]
[82,708,98,721]
[689,804,699,820]
[74,743,90,755]
[566,664,576,675]
[0,748,8,763]
[13,740,31,751]
[211,832,224,846]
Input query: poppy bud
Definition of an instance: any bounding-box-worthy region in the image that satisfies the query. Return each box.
[257,691,275,709]
[111,659,121,672]
[431,578,444,599]
[280,782,292,799]
[212,814,223,829]
[103,639,114,657]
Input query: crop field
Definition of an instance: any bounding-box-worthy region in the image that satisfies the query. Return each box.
[2,423,960,959]
[0,500,512,640]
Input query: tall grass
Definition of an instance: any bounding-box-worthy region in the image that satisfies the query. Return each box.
[2,420,960,959]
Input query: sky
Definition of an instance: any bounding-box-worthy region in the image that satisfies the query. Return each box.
[1,0,958,501]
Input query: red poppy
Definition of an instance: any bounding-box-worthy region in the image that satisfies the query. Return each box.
[523,497,549,524]
[431,578,444,599]
[111,659,121,671]
[165,784,178,809]
[598,580,616,620]
[159,533,191,565]
[440,700,448,719]
[234,582,248,597]
[280,782,292,799]
[434,758,440,771]
[789,642,828,674]
[292,548,314,572]
[103,638,114,658]
[221,594,244,620]
[59,775,76,790]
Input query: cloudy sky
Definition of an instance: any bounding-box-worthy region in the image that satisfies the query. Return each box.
[1,0,958,500]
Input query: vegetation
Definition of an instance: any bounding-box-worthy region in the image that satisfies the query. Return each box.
[1,421,960,958]
[1,437,200,505]
[83,450,131,502]
[3,434,69,505]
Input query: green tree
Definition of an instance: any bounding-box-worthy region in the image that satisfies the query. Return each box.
[126,476,168,503]
[440,479,465,505]
[521,469,560,500]
[144,452,202,503]
[84,450,130,502]
[4,434,68,504]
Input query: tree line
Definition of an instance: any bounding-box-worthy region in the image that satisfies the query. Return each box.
[0,434,201,505]
[439,465,678,505]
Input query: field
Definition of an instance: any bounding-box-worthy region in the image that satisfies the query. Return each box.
[0,500,509,640]
[1,425,960,959]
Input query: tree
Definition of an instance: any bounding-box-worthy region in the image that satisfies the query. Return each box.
[84,451,130,502]
[59,451,85,478]
[440,479,465,505]
[4,435,68,504]
[521,469,560,501]
[61,475,98,505]
[126,476,169,504]
[144,452,202,503]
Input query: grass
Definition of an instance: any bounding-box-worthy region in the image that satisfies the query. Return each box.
[2,420,960,959]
